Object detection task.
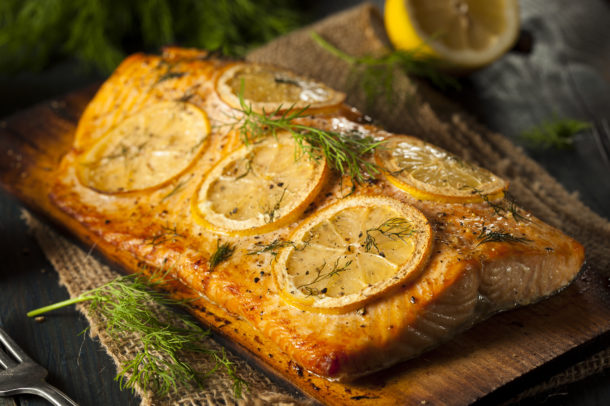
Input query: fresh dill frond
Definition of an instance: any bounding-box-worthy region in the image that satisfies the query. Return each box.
[248,235,312,257]
[247,239,295,257]
[297,258,353,296]
[236,97,383,184]
[521,117,591,149]
[27,272,247,397]
[0,0,305,74]
[145,225,185,247]
[213,348,245,398]
[477,229,532,246]
[155,71,186,86]
[503,194,529,223]
[264,187,288,223]
[311,32,460,105]
[234,153,254,180]
[161,176,192,202]
[476,191,529,223]
[209,241,236,271]
[363,217,416,254]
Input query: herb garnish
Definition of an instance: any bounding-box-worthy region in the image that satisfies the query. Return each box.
[311,32,460,105]
[209,241,236,271]
[155,71,186,85]
[161,176,192,202]
[146,225,185,247]
[521,117,591,149]
[264,187,287,223]
[247,239,296,257]
[27,272,247,397]
[235,95,383,184]
[363,217,416,254]
[297,258,353,296]
[234,153,254,180]
[477,229,531,246]
[475,190,529,223]
[247,235,312,257]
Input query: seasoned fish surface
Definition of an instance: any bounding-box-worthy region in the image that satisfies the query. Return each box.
[51,48,584,380]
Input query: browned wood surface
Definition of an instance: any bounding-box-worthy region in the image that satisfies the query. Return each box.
[2,82,610,406]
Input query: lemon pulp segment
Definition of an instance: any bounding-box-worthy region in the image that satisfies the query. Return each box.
[275,196,432,313]
[215,63,345,113]
[385,0,520,69]
[77,101,210,194]
[192,133,328,236]
[377,135,507,202]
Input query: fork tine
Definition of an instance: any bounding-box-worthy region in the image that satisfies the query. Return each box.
[0,346,18,369]
[0,327,31,364]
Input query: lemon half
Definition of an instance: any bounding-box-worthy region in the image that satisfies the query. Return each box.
[385,0,520,69]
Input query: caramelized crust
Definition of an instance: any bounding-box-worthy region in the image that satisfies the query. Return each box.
[50,49,585,380]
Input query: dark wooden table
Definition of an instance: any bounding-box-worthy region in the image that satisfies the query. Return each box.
[1,1,609,405]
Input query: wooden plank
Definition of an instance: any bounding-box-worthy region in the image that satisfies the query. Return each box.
[0,126,139,406]
[2,82,610,406]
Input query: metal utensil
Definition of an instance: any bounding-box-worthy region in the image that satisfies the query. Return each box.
[0,327,78,406]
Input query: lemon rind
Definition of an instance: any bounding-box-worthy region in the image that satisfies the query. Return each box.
[385,0,520,69]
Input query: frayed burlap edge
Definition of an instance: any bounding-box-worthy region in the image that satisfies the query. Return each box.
[21,210,310,406]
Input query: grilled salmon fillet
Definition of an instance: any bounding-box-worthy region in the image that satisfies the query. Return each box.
[50,48,585,380]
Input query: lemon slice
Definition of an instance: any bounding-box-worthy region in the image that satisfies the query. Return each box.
[215,63,345,113]
[376,135,507,202]
[385,0,520,69]
[275,196,432,314]
[77,101,210,194]
[192,133,328,236]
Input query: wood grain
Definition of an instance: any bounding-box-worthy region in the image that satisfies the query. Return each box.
[1,1,609,404]
[1,82,610,406]
[0,88,139,406]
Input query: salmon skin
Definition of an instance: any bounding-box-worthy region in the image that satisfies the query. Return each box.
[50,48,585,381]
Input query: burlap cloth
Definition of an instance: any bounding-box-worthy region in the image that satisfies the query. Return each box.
[23,3,610,405]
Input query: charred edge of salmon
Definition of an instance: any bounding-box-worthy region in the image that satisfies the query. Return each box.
[49,51,587,381]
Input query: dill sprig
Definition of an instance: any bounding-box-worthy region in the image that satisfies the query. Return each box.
[247,235,311,257]
[311,32,460,105]
[161,176,192,202]
[521,117,591,149]
[27,272,247,397]
[477,229,532,246]
[248,238,296,257]
[475,191,529,223]
[209,241,236,271]
[363,217,416,254]
[264,187,288,223]
[0,0,305,74]
[296,258,353,296]
[145,225,184,247]
[236,97,383,184]
[235,153,254,180]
